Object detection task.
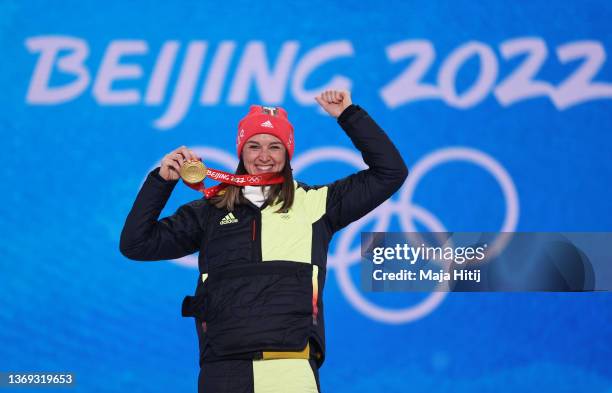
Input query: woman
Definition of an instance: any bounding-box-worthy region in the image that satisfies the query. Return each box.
[120,90,408,392]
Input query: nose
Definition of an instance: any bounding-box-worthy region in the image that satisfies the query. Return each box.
[257,148,272,162]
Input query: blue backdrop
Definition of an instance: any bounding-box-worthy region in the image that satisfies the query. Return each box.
[1,1,611,392]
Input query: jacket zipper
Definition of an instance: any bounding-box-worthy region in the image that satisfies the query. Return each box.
[250,207,262,263]
[251,214,263,360]
[251,218,261,262]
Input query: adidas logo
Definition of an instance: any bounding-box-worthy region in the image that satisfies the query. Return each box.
[260,120,274,128]
[220,212,239,225]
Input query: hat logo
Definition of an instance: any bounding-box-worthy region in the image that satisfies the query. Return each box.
[260,120,274,128]
[262,107,278,116]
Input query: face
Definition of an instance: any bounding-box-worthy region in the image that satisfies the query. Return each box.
[242,133,286,175]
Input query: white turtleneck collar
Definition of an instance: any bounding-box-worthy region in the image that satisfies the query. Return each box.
[242,185,270,208]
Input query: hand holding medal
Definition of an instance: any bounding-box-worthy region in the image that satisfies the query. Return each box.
[159,146,201,181]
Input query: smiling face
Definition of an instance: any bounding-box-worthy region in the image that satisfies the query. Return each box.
[242,133,287,175]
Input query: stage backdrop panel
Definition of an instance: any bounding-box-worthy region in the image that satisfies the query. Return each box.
[0,1,611,392]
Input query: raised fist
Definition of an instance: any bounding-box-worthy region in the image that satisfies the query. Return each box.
[315,89,352,118]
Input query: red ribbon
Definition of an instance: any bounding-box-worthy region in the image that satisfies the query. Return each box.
[183,167,284,199]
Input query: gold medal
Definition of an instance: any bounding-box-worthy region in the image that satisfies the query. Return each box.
[180,160,207,184]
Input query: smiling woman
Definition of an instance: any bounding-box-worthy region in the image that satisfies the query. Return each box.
[119,89,408,393]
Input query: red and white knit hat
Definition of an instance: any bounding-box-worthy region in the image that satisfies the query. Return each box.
[236,105,295,160]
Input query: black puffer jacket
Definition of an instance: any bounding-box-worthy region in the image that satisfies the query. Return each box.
[120,104,408,367]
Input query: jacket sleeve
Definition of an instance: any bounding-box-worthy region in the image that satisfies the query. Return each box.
[119,167,207,261]
[324,104,408,232]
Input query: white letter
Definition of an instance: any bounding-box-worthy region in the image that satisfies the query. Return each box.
[438,41,498,109]
[25,35,90,104]
[553,41,612,110]
[494,38,554,107]
[154,41,207,130]
[372,247,384,264]
[228,41,299,104]
[379,40,440,108]
[93,40,147,104]
[410,246,421,265]
[199,41,236,105]
[145,41,180,105]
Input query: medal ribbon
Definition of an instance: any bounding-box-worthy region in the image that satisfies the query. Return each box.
[183,167,284,199]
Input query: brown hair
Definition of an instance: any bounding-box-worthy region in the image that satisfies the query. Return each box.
[210,152,294,213]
